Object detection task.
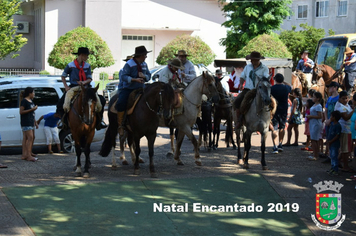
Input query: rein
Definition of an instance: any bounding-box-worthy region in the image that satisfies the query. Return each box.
[145,90,163,114]
[71,90,95,125]
[183,74,211,108]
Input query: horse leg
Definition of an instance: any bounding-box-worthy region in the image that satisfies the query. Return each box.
[182,125,201,166]
[133,137,141,175]
[167,127,175,158]
[119,133,129,165]
[111,146,118,169]
[212,119,218,150]
[261,132,268,170]
[207,117,213,151]
[147,133,157,178]
[236,128,243,165]
[74,143,82,177]
[228,117,236,149]
[83,144,91,178]
[243,131,251,169]
[173,129,185,165]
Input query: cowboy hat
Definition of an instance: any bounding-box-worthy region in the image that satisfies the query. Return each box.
[169,58,185,70]
[72,47,92,55]
[344,47,354,54]
[123,55,133,62]
[134,46,152,56]
[174,50,190,57]
[245,51,265,60]
[215,69,223,75]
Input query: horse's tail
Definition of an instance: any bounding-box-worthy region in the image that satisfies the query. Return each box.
[99,93,119,157]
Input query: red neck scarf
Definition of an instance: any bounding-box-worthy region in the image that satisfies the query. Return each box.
[345,53,354,62]
[168,65,181,82]
[74,59,86,81]
[133,58,142,77]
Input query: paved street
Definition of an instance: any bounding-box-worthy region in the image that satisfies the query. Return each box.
[0,114,355,235]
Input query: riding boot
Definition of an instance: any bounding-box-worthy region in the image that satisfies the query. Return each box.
[235,109,243,129]
[95,113,108,130]
[117,111,125,136]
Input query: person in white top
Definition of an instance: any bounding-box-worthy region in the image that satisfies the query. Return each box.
[234,51,270,128]
[215,69,230,94]
[158,58,185,89]
[175,50,196,84]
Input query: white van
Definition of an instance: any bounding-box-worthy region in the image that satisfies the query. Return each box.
[0,76,105,153]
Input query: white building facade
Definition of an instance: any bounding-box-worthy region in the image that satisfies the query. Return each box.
[0,0,227,74]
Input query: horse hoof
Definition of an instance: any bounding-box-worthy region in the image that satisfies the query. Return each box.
[111,165,118,170]
[195,161,202,166]
[134,169,140,175]
[151,173,158,178]
[75,172,82,177]
[262,166,269,170]
[139,158,145,163]
[166,152,174,158]
[177,161,184,166]
[243,164,249,169]
[213,146,217,150]
[238,159,244,165]
[83,172,90,178]
[122,160,129,165]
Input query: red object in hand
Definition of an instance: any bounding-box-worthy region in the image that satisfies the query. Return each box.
[303,58,307,63]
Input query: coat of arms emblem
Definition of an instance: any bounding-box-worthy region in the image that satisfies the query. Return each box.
[311,180,346,230]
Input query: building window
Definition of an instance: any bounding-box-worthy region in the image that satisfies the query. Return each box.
[338,0,347,16]
[316,0,329,18]
[122,35,153,41]
[297,5,308,19]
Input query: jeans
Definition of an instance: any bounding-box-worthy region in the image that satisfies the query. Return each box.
[329,145,339,172]
[115,89,134,112]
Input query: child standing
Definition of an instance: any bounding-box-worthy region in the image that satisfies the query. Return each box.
[326,111,342,176]
[307,92,323,161]
[301,99,314,151]
[285,88,303,147]
[37,112,63,154]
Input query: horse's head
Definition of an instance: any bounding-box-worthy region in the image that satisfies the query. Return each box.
[313,63,324,79]
[201,71,219,103]
[256,75,272,106]
[79,83,99,125]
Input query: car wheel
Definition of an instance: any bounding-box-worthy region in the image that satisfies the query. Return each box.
[59,129,75,153]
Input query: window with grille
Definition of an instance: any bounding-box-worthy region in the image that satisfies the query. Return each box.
[297,5,308,19]
[338,0,347,16]
[122,35,153,41]
[316,0,329,18]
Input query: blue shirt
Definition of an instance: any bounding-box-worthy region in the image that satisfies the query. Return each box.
[120,59,151,90]
[327,122,342,148]
[325,95,339,119]
[117,69,124,90]
[62,61,92,86]
[344,53,356,72]
[296,58,314,73]
[43,112,61,128]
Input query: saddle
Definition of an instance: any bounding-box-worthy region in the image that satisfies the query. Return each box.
[109,88,143,115]
[63,86,102,113]
[240,89,277,120]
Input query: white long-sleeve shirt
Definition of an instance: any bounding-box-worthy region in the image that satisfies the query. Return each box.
[178,60,196,83]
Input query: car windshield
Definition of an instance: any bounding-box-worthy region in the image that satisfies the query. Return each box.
[315,38,348,70]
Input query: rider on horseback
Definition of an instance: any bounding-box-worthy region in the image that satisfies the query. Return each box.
[158,58,185,89]
[296,50,315,88]
[56,47,107,130]
[115,46,152,136]
[234,51,270,129]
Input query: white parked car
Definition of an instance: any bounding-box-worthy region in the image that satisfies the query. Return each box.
[0,76,105,153]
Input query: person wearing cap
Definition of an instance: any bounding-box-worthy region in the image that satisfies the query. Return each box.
[322,81,340,161]
[117,55,133,91]
[234,51,270,128]
[341,47,356,95]
[158,58,185,89]
[57,47,107,130]
[115,45,152,135]
[296,50,314,88]
[215,69,230,94]
[175,50,196,84]
[270,73,292,154]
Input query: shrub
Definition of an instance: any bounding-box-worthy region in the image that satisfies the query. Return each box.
[99,72,109,81]
[156,35,215,66]
[113,71,120,80]
[39,70,50,75]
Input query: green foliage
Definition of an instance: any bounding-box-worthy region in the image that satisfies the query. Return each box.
[156,35,215,65]
[237,33,292,58]
[39,70,50,75]
[0,0,28,60]
[279,23,326,69]
[219,0,292,58]
[48,26,115,70]
[113,71,119,80]
[99,72,109,81]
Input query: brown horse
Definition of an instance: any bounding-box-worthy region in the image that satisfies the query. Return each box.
[291,71,308,97]
[68,84,100,178]
[313,63,344,97]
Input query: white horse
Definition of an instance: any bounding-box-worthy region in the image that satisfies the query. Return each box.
[235,76,276,170]
[163,72,219,165]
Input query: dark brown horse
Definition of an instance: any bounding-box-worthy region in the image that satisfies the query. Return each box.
[313,63,344,97]
[68,84,100,178]
[100,82,175,178]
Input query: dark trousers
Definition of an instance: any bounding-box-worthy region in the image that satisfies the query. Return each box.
[115,89,134,112]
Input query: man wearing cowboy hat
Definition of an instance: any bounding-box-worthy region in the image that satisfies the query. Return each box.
[296,50,314,88]
[57,47,107,130]
[341,47,356,95]
[117,55,133,91]
[215,69,230,94]
[115,46,152,135]
[234,51,270,128]
[175,50,196,84]
[158,58,185,89]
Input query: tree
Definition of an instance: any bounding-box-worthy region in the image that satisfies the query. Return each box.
[0,0,27,60]
[156,35,215,66]
[219,0,292,58]
[237,33,292,58]
[48,26,115,70]
[279,23,326,68]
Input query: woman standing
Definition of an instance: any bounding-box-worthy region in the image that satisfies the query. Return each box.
[19,87,38,162]
[307,92,323,161]
[285,88,303,146]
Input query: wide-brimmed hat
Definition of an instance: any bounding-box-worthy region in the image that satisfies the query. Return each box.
[344,47,354,54]
[169,58,185,70]
[245,51,265,60]
[123,55,133,62]
[174,50,190,57]
[72,47,92,55]
[326,81,339,88]
[134,46,152,56]
[215,69,223,75]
